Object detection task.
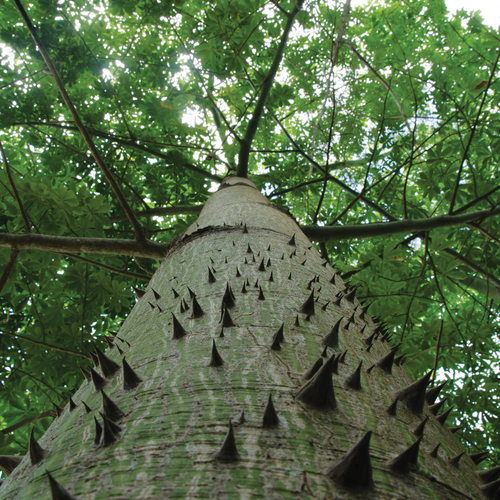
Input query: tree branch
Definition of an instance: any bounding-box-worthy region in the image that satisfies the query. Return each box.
[0,410,55,435]
[14,0,147,242]
[0,233,168,260]
[449,47,500,214]
[0,329,91,359]
[0,249,19,295]
[269,112,396,220]
[443,248,500,290]
[459,275,500,303]
[61,253,150,281]
[236,0,305,177]
[342,39,411,133]
[309,0,350,176]
[301,206,500,242]
[109,205,204,222]
[13,121,223,183]
[0,140,32,233]
[14,368,65,400]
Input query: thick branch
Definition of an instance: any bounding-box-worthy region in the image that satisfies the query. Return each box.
[110,205,204,222]
[236,0,305,177]
[14,0,147,242]
[0,233,168,260]
[301,206,500,242]
[0,329,91,359]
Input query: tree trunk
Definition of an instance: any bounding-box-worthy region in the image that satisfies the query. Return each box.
[0,177,484,499]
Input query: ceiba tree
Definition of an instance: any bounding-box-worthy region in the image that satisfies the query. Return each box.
[0,0,499,498]
[0,175,492,498]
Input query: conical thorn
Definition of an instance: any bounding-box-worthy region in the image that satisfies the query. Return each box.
[394,371,432,414]
[29,428,45,465]
[122,358,142,390]
[101,389,125,422]
[262,394,279,427]
[172,313,187,339]
[95,346,121,378]
[46,470,76,500]
[324,431,373,489]
[212,421,239,461]
[388,436,422,473]
[209,339,224,367]
[345,362,362,390]
[295,355,336,408]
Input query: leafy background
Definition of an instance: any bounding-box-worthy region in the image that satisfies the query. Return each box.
[0,0,500,471]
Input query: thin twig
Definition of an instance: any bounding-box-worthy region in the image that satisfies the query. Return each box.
[270,112,396,220]
[0,329,91,359]
[443,248,500,290]
[448,48,500,214]
[400,234,429,341]
[110,205,204,221]
[425,252,468,350]
[61,253,150,281]
[309,0,350,176]
[431,319,444,387]
[14,368,65,399]
[312,91,337,224]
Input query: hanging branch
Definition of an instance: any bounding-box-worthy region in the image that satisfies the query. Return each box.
[425,251,468,352]
[309,0,350,177]
[110,205,204,222]
[449,47,500,214]
[400,234,429,341]
[0,410,55,435]
[14,368,65,400]
[431,319,444,387]
[0,248,20,295]
[14,121,223,182]
[269,112,396,220]
[301,206,500,242]
[312,97,336,224]
[236,0,305,177]
[61,253,150,281]
[14,0,147,242]
[341,39,411,133]
[0,140,32,233]
[443,248,500,290]
[0,233,168,260]
[0,329,91,359]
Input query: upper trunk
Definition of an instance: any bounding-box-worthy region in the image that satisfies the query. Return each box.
[0,177,483,499]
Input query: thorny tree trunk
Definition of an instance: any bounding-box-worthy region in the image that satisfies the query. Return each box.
[0,177,486,499]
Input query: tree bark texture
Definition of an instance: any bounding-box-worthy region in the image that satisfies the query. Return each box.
[0,177,483,499]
